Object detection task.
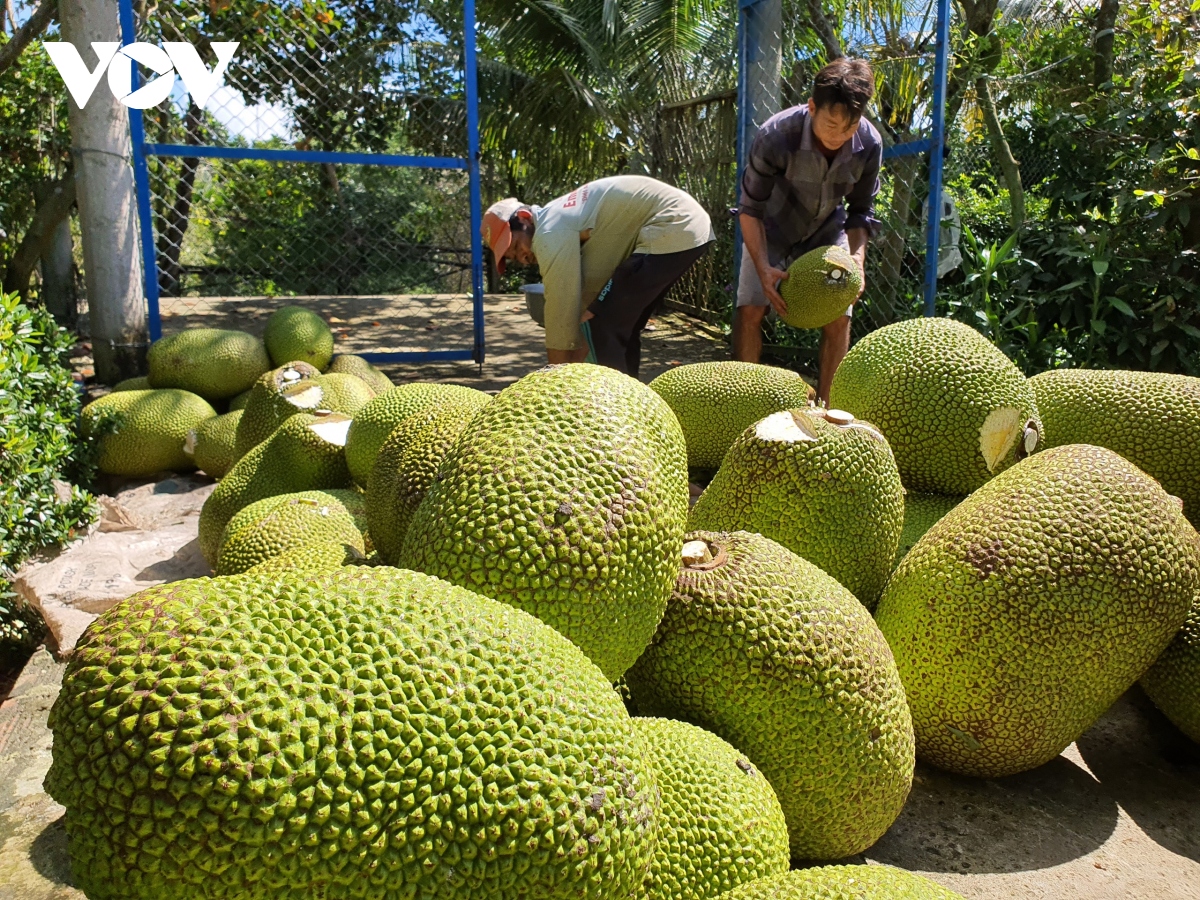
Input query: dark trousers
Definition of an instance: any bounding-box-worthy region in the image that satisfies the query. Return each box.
[585,241,714,377]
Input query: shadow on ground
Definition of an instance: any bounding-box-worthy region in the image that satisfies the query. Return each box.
[29,816,72,888]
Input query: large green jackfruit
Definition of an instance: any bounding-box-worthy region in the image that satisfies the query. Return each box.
[1030,368,1200,527]
[242,544,361,576]
[82,389,216,477]
[366,401,483,565]
[876,444,1200,777]
[400,363,689,681]
[778,245,862,330]
[199,411,354,566]
[1141,596,1200,744]
[45,566,659,900]
[345,383,491,487]
[184,409,242,480]
[716,866,965,900]
[262,305,334,369]
[146,328,271,400]
[648,361,814,470]
[326,353,393,394]
[829,318,1041,495]
[634,717,788,900]
[111,375,151,392]
[626,531,915,860]
[689,408,904,607]
[234,366,371,457]
[215,489,369,575]
[892,492,965,570]
[227,388,252,411]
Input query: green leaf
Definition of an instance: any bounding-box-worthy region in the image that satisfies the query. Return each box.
[1092,259,1110,277]
[1091,319,1107,335]
[1108,297,1136,317]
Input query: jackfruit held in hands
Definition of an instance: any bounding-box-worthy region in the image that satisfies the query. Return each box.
[689,407,904,607]
[366,401,485,566]
[829,317,1041,495]
[345,383,491,487]
[778,244,862,330]
[146,328,271,400]
[1031,368,1200,527]
[215,489,369,575]
[400,363,689,681]
[1141,596,1200,744]
[198,411,354,567]
[44,566,659,900]
[634,717,789,900]
[183,409,242,480]
[262,305,335,369]
[649,361,815,470]
[326,353,393,394]
[82,389,216,477]
[875,444,1200,777]
[626,531,915,860]
[716,865,966,900]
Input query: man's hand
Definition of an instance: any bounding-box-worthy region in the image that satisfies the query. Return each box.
[847,228,868,302]
[757,264,790,317]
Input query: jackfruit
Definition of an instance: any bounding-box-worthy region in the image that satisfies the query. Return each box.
[262,305,334,369]
[183,409,242,480]
[626,531,915,860]
[875,444,1200,777]
[648,361,815,470]
[778,244,862,330]
[215,489,369,575]
[327,353,393,394]
[689,408,904,607]
[1141,597,1200,744]
[716,865,965,900]
[82,389,216,477]
[45,566,659,900]
[199,411,354,567]
[242,544,361,575]
[146,328,271,400]
[892,492,964,570]
[634,717,788,900]
[234,367,371,457]
[345,383,491,487]
[400,363,688,681]
[111,375,150,391]
[829,318,1041,495]
[227,388,252,411]
[1030,368,1200,527]
[366,401,484,565]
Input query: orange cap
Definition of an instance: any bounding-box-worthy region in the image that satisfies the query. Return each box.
[482,198,523,275]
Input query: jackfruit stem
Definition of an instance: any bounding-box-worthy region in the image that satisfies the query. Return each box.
[682,540,713,566]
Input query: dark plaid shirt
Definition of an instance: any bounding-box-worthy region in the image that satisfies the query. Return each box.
[738,105,883,258]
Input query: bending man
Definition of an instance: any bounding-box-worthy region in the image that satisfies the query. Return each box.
[483,174,715,376]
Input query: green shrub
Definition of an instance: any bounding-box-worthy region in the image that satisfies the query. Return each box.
[0,292,97,655]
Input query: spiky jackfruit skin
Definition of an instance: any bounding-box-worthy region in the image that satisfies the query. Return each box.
[327,354,393,394]
[400,364,689,681]
[1141,598,1200,743]
[146,329,271,400]
[227,388,252,411]
[829,318,1041,495]
[345,384,491,487]
[234,362,322,457]
[45,567,659,900]
[199,413,353,567]
[778,245,862,330]
[626,531,915,860]
[111,375,151,391]
[716,865,965,900]
[1030,368,1200,527]
[185,409,242,480]
[648,362,815,470]
[689,409,904,607]
[892,492,964,570]
[262,305,335,369]
[82,389,216,477]
[215,490,368,575]
[875,444,1200,777]
[634,717,789,900]
[366,402,483,566]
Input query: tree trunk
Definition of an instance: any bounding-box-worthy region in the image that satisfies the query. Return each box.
[156,102,202,296]
[805,0,843,61]
[2,171,75,297]
[1093,0,1119,89]
[60,0,147,382]
[976,75,1025,232]
[0,0,57,77]
[944,0,1002,128]
[38,182,78,331]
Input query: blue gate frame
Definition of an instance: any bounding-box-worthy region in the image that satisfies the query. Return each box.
[117,0,486,366]
[735,0,952,317]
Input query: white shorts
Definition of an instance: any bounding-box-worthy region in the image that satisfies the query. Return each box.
[736,231,854,319]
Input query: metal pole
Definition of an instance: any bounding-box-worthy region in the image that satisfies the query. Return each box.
[923,0,952,317]
[464,0,485,366]
[733,1,747,291]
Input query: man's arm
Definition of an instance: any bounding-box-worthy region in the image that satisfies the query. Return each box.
[539,233,586,363]
[739,213,789,317]
[737,125,792,316]
[847,227,868,300]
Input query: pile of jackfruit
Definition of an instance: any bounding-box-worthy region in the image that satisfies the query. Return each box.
[56,313,1200,900]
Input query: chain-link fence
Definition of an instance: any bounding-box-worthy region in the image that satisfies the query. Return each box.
[123,0,484,361]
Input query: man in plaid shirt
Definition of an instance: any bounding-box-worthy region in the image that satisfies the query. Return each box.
[734,57,883,405]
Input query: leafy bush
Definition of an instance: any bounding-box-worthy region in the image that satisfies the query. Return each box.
[0,292,97,654]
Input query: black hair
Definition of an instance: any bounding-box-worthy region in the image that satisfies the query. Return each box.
[811,57,875,119]
[508,211,534,235]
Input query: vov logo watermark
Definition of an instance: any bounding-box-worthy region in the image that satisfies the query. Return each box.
[44,41,240,110]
